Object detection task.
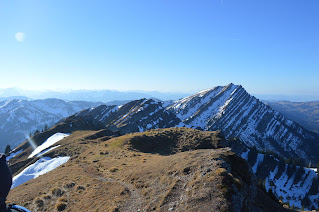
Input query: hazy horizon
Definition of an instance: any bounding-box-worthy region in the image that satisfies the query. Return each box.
[1,86,319,102]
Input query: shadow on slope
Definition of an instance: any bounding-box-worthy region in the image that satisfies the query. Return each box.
[126,127,226,155]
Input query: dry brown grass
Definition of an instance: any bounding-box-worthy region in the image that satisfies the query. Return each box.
[51,187,65,197]
[7,127,287,212]
[55,201,67,211]
[58,197,68,203]
[109,167,118,173]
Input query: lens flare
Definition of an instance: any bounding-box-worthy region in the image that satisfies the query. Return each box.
[25,134,38,151]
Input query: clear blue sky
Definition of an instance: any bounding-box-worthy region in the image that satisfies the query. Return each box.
[0,0,318,95]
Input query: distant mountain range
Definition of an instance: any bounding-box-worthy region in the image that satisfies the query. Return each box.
[256,94,319,102]
[0,99,102,151]
[267,101,319,134]
[0,88,189,102]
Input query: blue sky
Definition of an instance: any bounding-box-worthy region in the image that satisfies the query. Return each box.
[0,0,318,96]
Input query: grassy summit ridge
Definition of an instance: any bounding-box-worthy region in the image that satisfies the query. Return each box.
[8,128,287,211]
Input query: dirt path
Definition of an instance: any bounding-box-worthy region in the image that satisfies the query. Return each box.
[97,175,145,211]
[80,163,145,211]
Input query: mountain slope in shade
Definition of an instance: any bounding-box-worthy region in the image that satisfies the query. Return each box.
[168,83,319,162]
[247,150,319,210]
[0,98,102,151]
[77,99,183,134]
[267,101,319,134]
[230,140,319,211]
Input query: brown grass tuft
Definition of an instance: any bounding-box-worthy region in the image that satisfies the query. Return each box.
[55,202,67,211]
[42,194,52,200]
[109,167,118,172]
[58,197,68,203]
[76,185,85,191]
[64,182,76,189]
[51,187,65,197]
[33,197,44,208]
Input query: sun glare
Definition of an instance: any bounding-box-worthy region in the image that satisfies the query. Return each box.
[26,134,38,151]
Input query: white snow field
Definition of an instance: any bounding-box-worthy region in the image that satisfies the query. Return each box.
[28,133,69,158]
[11,156,70,189]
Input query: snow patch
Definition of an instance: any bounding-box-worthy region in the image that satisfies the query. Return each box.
[252,153,264,173]
[28,133,69,158]
[309,168,317,172]
[265,166,317,209]
[240,149,250,161]
[138,126,144,132]
[11,156,70,189]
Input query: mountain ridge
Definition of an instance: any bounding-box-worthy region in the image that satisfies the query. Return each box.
[267,101,319,134]
[0,98,103,151]
[0,88,189,102]
[8,127,289,212]
[75,83,319,163]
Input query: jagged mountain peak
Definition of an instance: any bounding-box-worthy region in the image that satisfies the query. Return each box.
[167,83,244,123]
[166,84,319,162]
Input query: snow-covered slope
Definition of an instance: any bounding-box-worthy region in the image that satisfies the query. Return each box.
[241,148,319,210]
[0,99,101,151]
[168,83,319,162]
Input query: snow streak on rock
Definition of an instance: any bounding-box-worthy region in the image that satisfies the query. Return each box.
[168,83,318,161]
[76,83,318,162]
[241,149,319,210]
[77,99,182,134]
